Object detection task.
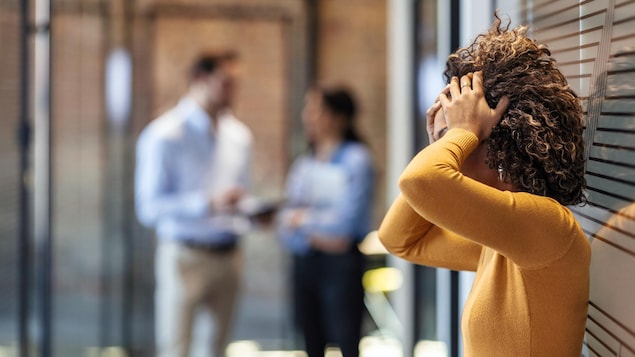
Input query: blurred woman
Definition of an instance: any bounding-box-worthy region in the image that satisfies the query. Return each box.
[378,16,590,357]
[278,86,374,357]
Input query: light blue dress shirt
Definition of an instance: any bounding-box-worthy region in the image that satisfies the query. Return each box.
[278,142,375,255]
[135,97,253,244]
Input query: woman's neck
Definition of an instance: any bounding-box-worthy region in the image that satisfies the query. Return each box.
[314,136,343,161]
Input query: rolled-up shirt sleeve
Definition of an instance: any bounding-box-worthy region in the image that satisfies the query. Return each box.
[134,129,209,228]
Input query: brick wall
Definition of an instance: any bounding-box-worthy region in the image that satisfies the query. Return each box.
[317,0,388,226]
[149,14,290,198]
[0,0,390,351]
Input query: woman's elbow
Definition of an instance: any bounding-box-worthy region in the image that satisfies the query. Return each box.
[398,169,441,201]
[377,224,390,249]
[398,172,425,201]
[377,222,408,257]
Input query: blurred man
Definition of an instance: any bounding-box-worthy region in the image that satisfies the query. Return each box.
[135,51,252,357]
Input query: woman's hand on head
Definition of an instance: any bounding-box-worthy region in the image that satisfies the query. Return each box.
[425,87,449,144]
[438,71,509,141]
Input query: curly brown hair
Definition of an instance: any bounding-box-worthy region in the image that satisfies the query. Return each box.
[444,14,587,206]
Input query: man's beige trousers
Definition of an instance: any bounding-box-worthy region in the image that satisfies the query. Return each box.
[155,240,242,357]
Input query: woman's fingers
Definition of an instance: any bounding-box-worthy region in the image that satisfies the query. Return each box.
[460,73,473,92]
[494,96,511,118]
[449,76,461,98]
[471,71,483,95]
[426,101,442,127]
[441,83,451,95]
[426,84,450,144]
[426,100,443,143]
[439,71,510,141]
[452,73,475,98]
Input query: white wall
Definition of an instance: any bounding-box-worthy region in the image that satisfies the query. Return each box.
[387,0,416,354]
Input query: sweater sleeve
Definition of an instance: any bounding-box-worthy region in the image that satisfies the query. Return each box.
[394,128,578,269]
[379,193,482,271]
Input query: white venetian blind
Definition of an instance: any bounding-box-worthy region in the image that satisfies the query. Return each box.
[528,0,635,356]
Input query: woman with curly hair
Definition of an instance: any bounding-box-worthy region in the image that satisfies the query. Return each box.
[378,16,590,356]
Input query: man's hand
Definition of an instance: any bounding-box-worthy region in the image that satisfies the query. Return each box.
[210,187,245,213]
[309,235,351,254]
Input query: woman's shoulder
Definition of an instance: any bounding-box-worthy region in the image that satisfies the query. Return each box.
[515,191,588,241]
[514,191,577,216]
[339,141,373,164]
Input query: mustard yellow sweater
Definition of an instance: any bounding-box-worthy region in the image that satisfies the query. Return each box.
[379,128,590,357]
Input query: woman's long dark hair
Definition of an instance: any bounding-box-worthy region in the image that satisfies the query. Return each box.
[319,86,365,144]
